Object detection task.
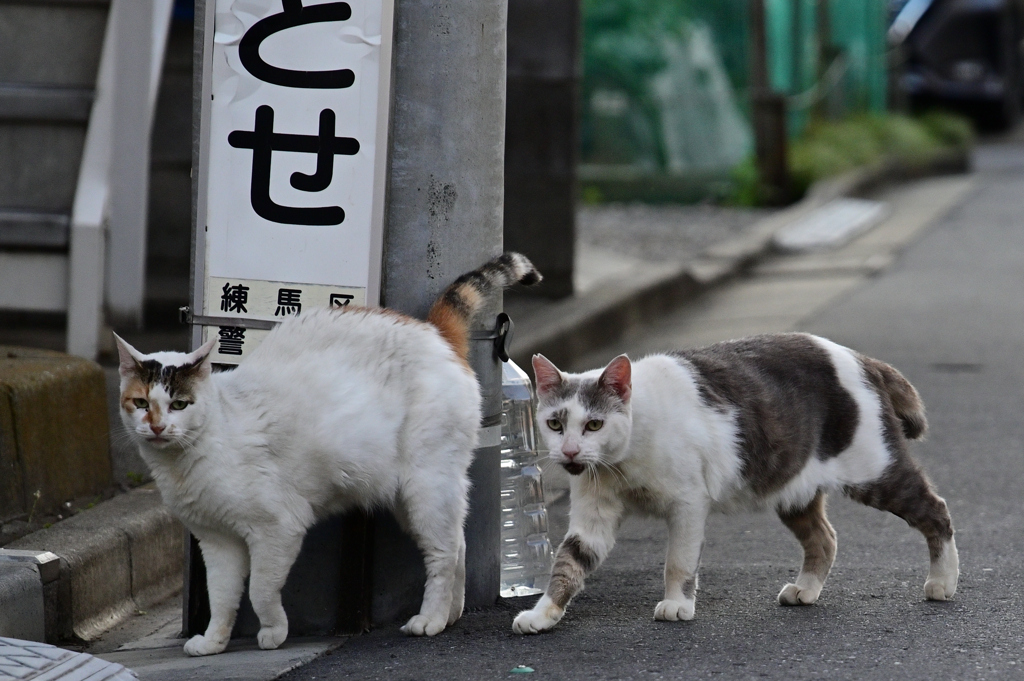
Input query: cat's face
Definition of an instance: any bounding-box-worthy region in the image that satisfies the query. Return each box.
[114,334,216,452]
[532,354,632,475]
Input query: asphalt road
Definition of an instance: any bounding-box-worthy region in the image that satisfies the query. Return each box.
[283,147,1024,681]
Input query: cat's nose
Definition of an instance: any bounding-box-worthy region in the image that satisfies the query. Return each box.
[561,445,580,460]
[151,424,166,435]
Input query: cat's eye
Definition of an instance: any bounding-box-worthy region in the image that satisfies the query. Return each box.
[585,419,604,432]
[132,398,149,410]
[170,400,190,411]
[546,419,563,432]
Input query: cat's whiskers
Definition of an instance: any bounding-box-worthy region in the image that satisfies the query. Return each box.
[597,459,629,489]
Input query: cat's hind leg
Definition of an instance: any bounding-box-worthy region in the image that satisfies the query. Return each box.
[247,529,306,650]
[184,532,249,656]
[777,491,837,606]
[398,475,468,636]
[448,536,466,626]
[655,503,708,621]
[845,459,958,601]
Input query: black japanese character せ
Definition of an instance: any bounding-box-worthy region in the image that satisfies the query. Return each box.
[228,106,359,225]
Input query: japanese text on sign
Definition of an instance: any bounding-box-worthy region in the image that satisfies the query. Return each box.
[201,0,392,291]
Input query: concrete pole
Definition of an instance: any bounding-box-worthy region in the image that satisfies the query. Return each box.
[371,0,508,622]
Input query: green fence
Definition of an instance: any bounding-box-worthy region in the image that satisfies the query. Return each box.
[579,0,889,200]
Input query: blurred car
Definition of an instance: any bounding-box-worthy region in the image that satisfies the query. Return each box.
[890,0,1024,127]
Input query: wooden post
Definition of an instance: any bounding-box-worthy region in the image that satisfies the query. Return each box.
[749,0,791,204]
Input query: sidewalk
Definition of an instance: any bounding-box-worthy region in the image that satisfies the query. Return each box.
[1,158,975,679]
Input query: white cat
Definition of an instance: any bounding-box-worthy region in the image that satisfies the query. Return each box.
[513,333,958,635]
[115,253,540,656]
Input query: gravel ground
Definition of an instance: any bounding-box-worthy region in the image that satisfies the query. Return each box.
[577,203,776,263]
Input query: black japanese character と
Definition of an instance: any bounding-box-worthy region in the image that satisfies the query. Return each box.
[228,106,359,226]
[239,0,355,89]
[220,282,250,313]
[218,327,246,356]
[275,288,303,316]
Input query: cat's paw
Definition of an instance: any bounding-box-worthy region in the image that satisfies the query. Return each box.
[924,575,957,601]
[512,604,563,635]
[257,623,288,650]
[183,634,228,657]
[924,539,958,601]
[401,614,446,636]
[777,582,821,606]
[653,598,695,621]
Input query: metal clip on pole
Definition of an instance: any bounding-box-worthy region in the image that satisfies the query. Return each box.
[470,312,514,362]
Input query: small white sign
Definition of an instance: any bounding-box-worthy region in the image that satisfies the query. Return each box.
[193,0,393,360]
[201,277,366,363]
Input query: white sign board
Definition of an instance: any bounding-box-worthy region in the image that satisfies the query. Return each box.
[192,0,393,363]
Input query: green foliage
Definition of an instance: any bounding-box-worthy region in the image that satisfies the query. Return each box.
[918,111,975,148]
[580,185,605,205]
[790,112,973,187]
[729,112,974,206]
[728,157,762,207]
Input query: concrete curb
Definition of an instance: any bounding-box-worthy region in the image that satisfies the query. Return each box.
[509,147,970,369]
[0,563,45,642]
[4,487,183,644]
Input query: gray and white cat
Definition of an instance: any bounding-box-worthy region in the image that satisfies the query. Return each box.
[513,333,958,634]
[115,253,540,656]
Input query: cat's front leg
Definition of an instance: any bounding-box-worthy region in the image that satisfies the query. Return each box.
[513,489,622,636]
[184,533,249,657]
[655,503,708,622]
[513,534,607,634]
[247,529,305,650]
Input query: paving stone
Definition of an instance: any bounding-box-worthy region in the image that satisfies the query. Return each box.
[0,637,135,681]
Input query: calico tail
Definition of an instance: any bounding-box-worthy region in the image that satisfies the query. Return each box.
[428,252,542,361]
[862,355,928,440]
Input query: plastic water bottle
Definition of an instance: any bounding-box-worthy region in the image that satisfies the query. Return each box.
[499,360,553,597]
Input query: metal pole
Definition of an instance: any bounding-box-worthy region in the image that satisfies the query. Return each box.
[372,0,508,622]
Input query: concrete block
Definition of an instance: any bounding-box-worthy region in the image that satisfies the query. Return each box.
[0,562,44,642]
[0,346,112,518]
[9,488,184,643]
[0,549,60,584]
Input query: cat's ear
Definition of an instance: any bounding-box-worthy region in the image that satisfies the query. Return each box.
[113,333,144,378]
[599,354,632,403]
[183,337,218,381]
[532,354,564,397]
